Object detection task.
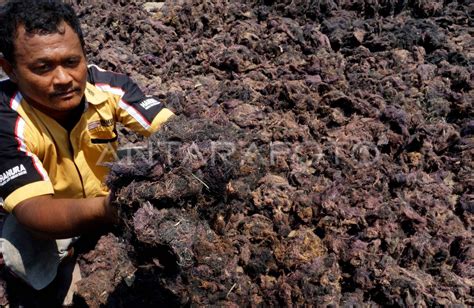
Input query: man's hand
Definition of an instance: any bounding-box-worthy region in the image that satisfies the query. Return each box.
[12,194,118,239]
[103,193,119,225]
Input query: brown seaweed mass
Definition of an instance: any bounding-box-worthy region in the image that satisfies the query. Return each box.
[2,0,473,306]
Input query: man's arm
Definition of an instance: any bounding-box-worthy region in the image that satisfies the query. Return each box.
[12,195,116,239]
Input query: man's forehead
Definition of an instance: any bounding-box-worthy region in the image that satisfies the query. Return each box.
[15,21,67,41]
[13,21,83,60]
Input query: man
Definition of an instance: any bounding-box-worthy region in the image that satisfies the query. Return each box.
[0,0,173,301]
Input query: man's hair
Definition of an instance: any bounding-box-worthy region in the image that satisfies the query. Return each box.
[0,0,85,63]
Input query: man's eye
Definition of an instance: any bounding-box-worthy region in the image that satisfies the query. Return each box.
[65,58,80,67]
[33,65,52,73]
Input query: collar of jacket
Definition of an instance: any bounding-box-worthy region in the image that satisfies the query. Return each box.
[84,82,110,105]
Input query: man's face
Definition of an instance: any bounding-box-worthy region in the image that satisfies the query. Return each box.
[7,22,87,117]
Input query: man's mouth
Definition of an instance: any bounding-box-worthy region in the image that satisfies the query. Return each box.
[52,89,79,99]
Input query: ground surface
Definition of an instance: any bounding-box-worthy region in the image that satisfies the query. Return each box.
[1,0,473,306]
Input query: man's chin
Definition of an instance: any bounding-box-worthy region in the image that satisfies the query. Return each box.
[51,95,84,111]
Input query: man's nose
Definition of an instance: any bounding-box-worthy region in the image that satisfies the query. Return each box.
[52,66,73,85]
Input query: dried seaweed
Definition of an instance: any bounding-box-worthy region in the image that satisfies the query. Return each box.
[1,0,472,306]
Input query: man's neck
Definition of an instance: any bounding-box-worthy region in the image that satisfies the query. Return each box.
[58,100,85,131]
[26,96,85,131]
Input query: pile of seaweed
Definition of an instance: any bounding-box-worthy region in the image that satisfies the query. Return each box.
[73,0,473,306]
[2,0,473,306]
[71,0,473,306]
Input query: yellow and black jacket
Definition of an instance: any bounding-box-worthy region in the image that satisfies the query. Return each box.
[0,65,173,212]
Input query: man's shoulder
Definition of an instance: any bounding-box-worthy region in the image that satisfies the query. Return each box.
[0,79,19,110]
[0,80,22,138]
[87,64,133,88]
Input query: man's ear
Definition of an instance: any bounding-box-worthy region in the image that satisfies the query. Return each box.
[0,57,17,82]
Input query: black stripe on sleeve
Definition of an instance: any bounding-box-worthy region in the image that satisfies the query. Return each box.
[87,65,165,124]
[0,87,48,199]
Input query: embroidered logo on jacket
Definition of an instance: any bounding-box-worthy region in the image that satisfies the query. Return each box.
[88,119,114,131]
[0,164,27,186]
[139,98,161,110]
